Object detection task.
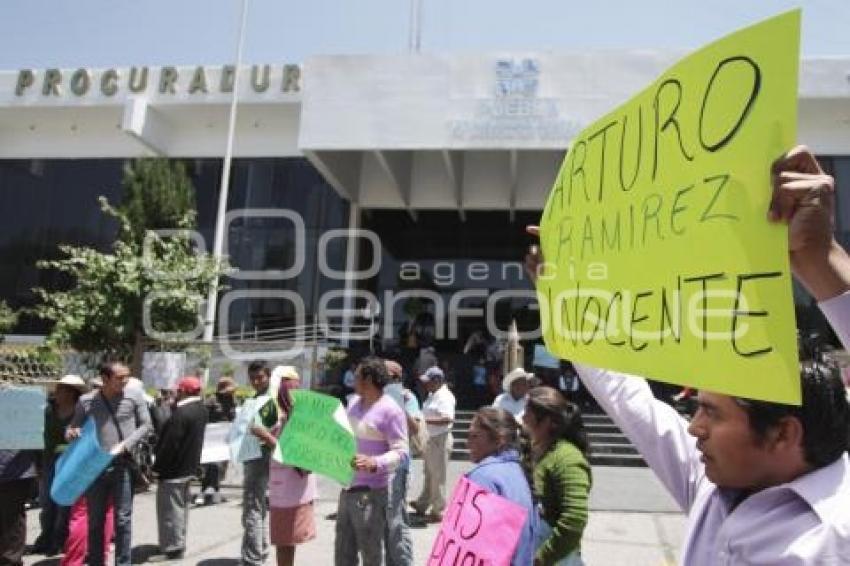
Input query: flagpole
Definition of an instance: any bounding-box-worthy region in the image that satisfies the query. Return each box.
[409,0,422,52]
[203,0,249,348]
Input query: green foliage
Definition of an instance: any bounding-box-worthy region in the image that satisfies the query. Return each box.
[203,385,253,401]
[234,386,254,403]
[31,197,229,355]
[322,347,349,372]
[118,159,197,246]
[219,361,237,377]
[0,301,18,339]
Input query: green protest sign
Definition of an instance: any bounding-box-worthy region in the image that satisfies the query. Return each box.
[275,390,356,485]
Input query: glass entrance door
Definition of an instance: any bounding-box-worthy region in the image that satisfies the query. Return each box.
[359,210,541,407]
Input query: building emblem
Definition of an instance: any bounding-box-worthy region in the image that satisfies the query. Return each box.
[449,57,580,143]
[494,58,539,98]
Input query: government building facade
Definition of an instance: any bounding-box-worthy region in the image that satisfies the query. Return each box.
[1,53,848,356]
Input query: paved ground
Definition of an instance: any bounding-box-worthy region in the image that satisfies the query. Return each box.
[24,461,685,566]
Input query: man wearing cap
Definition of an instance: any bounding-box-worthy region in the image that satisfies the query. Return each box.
[492,367,531,421]
[150,376,208,562]
[412,366,455,522]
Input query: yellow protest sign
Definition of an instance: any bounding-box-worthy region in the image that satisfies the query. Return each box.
[538,10,801,404]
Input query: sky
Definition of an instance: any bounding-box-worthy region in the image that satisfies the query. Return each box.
[0,0,847,69]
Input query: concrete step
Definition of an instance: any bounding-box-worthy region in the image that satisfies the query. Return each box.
[582,413,615,423]
[451,449,470,461]
[448,408,647,467]
[456,429,630,444]
[455,411,614,422]
[587,433,632,444]
[456,410,615,421]
[584,423,622,434]
[589,442,640,455]
[450,448,646,467]
[589,452,647,467]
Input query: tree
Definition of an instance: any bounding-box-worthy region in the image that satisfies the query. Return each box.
[31,198,229,375]
[118,159,197,246]
[0,301,18,342]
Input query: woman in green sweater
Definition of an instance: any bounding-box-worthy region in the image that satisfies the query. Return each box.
[523,386,592,566]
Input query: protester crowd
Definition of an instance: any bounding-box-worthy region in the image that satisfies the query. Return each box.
[1,346,589,565]
[0,147,848,566]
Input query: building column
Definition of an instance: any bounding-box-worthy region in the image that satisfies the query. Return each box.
[341,203,361,347]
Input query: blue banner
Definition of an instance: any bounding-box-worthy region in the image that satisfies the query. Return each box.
[51,418,114,506]
[532,344,560,370]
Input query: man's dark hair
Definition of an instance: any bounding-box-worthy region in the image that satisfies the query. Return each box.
[357,356,388,389]
[99,360,125,378]
[247,360,269,376]
[739,360,849,468]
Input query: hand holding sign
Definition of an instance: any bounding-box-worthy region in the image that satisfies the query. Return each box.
[65,427,81,441]
[110,441,126,457]
[770,146,850,302]
[352,454,378,473]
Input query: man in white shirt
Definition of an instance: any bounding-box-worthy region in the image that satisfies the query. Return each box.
[492,367,530,420]
[526,146,850,565]
[411,366,455,522]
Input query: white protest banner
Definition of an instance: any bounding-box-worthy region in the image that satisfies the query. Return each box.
[0,385,47,449]
[142,352,186,390]
[228,396,270,463]
[200,422,232,464]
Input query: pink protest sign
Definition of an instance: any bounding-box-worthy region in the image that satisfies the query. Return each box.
[428,476,528,566]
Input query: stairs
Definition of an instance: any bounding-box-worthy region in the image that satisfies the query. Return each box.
[447,410,474,462]
[449,409,647,467]
[582,413,646,467]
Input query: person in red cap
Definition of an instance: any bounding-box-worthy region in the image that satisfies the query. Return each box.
[149,376,208,562]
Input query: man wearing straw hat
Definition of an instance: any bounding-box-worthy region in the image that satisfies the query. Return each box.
[493,367,531,421]
[32,374,88,556]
